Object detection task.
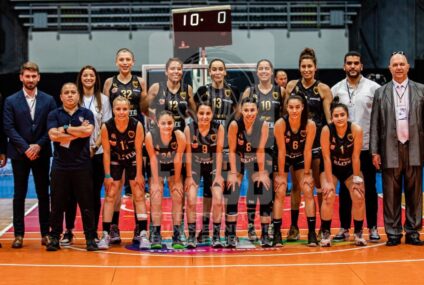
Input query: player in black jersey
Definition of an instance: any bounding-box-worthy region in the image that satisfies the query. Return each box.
[102,48,148,244]
[226,97,272,248]
[184,101,225,248]
[193,59,239,243]
[319,97,366,247]
[146,58,196,242]
[146,57,196,131]
[273,95,317,247]
[242,59,285,242]
[145,111,186,249]
[285,48,333,241]
[98,97,149,250]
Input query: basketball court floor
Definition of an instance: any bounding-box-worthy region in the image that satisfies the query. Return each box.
[0,173,423,285]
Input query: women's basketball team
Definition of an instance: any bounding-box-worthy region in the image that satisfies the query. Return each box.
[53,47,371,250]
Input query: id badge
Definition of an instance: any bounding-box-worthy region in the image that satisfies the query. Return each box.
[397,106,407,120]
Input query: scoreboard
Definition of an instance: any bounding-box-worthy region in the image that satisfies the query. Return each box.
[172,5,232,48]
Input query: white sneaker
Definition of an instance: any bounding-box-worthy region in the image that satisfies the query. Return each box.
[320,231,332,247]
[97,231,111,250]
[332,228,350,241]
[354,231,367,246]
[110,224,121,244]
[139,230,150,250]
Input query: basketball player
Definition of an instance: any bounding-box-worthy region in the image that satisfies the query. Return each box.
[319,97,366,247]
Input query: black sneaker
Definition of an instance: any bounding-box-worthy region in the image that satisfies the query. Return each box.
[261,234,273,248]
[272,231,284,247]
[86,239,99,251]
[225,235,238,248]
[46,236,60,251]
[212,235,223,248]
[150,232,162,249]
[60,230,74,246]
[132,227,141,245]
[247,224,259,242]
[186,235,197,249]
[307,231,318,247]
[196,230,210,243]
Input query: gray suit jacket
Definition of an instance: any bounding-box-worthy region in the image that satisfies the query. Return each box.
[370,80,424,168]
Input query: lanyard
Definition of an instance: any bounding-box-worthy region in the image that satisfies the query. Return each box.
[345,80,356,103]
[84,95,94,110]
[395,85,407,103]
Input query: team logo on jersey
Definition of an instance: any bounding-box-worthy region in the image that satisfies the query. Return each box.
[128,130,135,139]
[132,80,139,88]
[294,86,299,94]
[171,142,178,150]
[330,144,335,150]
[211,134,217,142]
[111,88,118,94]
[155,145,160,151]
[332,137,336,143]
[180,92,187,100]
[313,86,319,95]
[225,89,231,97]
[300,130,307,137]
[273,91,279,100]
[347,133,354,142]
[159,98,165,105]
[285,138,290,144]
[109,139,117,146]
[79,116,84,123]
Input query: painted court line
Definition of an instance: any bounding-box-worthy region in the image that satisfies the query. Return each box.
[0,202,39,237]
[1,257,424,269]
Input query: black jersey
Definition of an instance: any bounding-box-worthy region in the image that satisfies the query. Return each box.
[291,80,325,130]
[150,126,179,168]
[195,83,239,127]
[250,84,283,129]
[105,117,138,163]
[189,121,220,165]
[236,118,263,165]
[109,75,143,122]
[151,82,189,131]
[329,122,354,168]
[284,116,307,159]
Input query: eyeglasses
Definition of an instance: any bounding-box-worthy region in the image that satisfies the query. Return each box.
[391,51,405,56]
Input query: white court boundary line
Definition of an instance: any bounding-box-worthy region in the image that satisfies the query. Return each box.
[1,257,424,269]
[0,202,39,237]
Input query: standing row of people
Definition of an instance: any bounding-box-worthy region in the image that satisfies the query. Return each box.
[1,48,422,251]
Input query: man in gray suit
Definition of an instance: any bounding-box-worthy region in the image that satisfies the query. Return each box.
[370,52,424,246]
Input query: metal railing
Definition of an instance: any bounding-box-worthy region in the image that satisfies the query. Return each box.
[11,1,361,36]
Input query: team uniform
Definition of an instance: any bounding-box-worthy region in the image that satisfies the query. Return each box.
[249,85,283,172]
[225,118,273,246]
[149,126,179,177]
[109,75,144,123]
[283,116,307,172]
[105,117,138,181]
[290,80,325,158]
[150,82,190,131]
[188,121,220,196]
[326,122,355,182]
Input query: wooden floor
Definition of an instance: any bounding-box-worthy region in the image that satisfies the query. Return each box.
[0,195,423,285]
[1,229,423,285]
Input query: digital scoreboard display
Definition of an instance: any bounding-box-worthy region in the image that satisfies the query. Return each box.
[172,5,232,49]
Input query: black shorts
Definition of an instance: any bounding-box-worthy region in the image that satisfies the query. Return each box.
[110,161,137,181]
[192,163,214,198]
[332,165,353,183]
[284,155,304,173]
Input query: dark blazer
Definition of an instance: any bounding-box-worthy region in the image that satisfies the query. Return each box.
[0,93,6,154]
[369,80,424,168]
[3,89,57,160]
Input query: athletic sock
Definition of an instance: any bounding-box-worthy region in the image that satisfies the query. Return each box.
[321,219,332,232]
[261,223,269,236]
[137,220,147,232]
[213,223,221,237]
[226,221,237,236]
[307,216,316,233]
[291,209,299,227]
[354,220,364,234]
[202,216,210,232]
[247,208,256,226]
[273,219,282,233]
[188,223,196,238]
[112,211,120,225]
[102,222,111,233]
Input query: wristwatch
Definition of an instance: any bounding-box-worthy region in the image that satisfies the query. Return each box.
[63,124,69,134]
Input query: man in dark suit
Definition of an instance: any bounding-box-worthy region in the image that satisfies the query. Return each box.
[370,52,424,246]
[3,62,57,248]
